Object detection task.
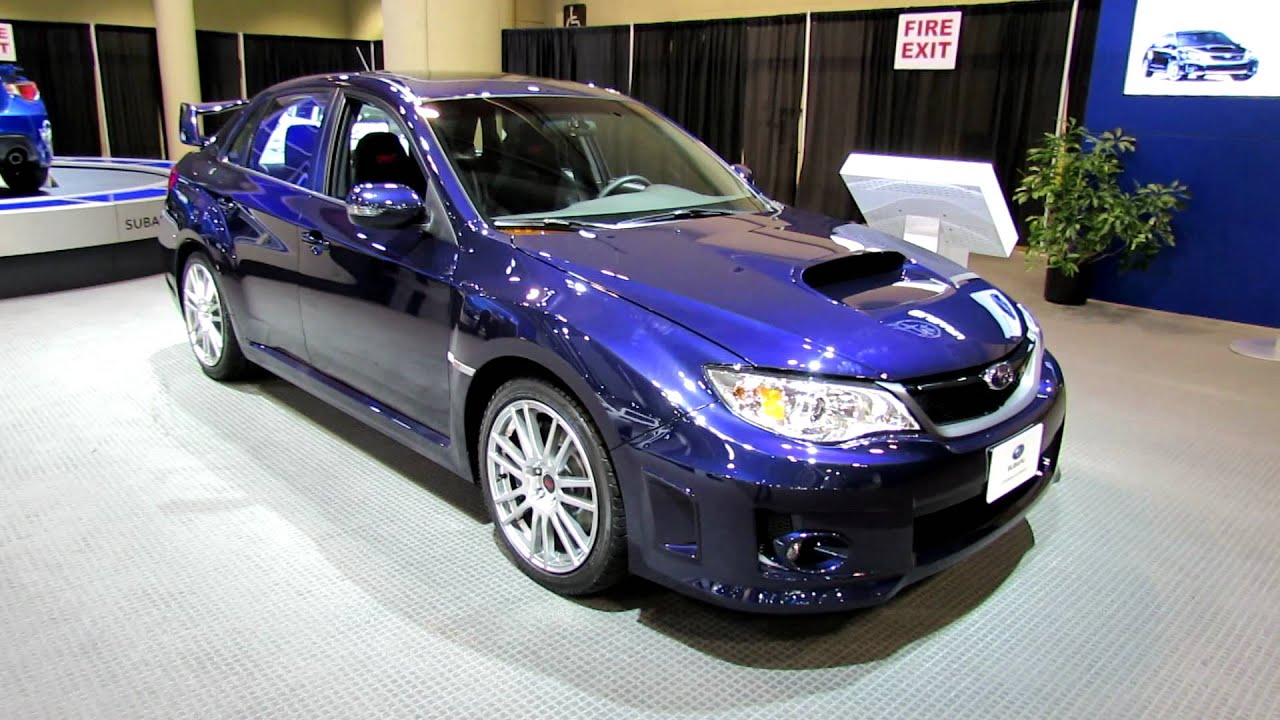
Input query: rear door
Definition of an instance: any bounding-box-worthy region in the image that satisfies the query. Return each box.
[293,91,459,436]
[209,88,336,360]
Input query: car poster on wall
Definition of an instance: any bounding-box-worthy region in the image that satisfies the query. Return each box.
[1124,0,1276,97]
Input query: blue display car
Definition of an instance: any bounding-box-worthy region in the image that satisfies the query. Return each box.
[161,73,1066,613]
[1143,30,1258,81]
[0,64,53,194]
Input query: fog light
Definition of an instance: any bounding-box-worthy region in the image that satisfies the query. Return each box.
[772,531,850,574]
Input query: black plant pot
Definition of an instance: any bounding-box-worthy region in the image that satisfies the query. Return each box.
[1043,264,1093,305]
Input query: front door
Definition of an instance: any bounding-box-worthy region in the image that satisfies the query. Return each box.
[294,93,458,437]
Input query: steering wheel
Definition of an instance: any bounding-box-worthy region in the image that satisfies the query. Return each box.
[597,174,652,198]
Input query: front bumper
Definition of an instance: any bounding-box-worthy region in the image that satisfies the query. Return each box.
[615,351,1066,614]
[1181,59,1257,77]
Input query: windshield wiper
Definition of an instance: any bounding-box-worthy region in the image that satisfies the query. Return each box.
[619,207,749,226]
[492,217,612,231]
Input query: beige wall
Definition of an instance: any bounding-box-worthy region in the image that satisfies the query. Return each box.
[0,0,376,38]
[540,0,1034,26]
[0,0,154,26]
[349,0,385,39]
[426,0,513,72]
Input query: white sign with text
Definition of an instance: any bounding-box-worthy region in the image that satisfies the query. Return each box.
[895,11,962,70]
[0,23,16,62]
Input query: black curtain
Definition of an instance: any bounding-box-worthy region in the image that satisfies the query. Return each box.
[7,21,100,156]
[631,20,746,162]
[1067,0,1102,122]
[501,26,630,91]
[242,35,368,96]
[95,25,164,159]
[195,31,241,136]
[796,1,1077,221]
[743,15,806,203]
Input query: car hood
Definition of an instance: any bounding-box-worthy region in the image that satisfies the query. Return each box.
[511,209,1028,381]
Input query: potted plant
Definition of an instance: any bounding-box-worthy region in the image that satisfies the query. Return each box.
[1013,120,1188,305]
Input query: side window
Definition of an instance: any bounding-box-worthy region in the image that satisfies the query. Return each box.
[330,98,426,200]
[228,92,331,188]
[223,107,259,167]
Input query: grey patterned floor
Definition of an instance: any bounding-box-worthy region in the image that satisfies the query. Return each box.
[1,256,1278,719]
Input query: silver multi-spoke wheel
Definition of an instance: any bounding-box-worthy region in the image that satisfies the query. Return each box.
[182,262,225,367]
[486,399,599,574]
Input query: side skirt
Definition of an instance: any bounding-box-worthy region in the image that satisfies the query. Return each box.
[245,343,461,474]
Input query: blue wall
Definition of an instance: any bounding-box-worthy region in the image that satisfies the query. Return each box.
[1084,0,1279,328]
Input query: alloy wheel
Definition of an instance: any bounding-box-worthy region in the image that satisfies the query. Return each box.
[486,399,599,574]
[182,262,225,367]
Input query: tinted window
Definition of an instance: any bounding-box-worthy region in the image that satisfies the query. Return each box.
[1177,31,1233,46]
[228,92,330,188]
[422,96,766,222]
[329,99,426,200]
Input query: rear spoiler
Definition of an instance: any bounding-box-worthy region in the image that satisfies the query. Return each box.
[179,99,250,147]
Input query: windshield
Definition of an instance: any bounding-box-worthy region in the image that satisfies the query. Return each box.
[1177,31,1233,46]
[419,95,769,225]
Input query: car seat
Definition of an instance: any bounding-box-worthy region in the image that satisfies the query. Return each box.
[491,121,588,216]
[351,131,426,197]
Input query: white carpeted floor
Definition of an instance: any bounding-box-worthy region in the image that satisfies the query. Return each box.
[0,255,1276,719]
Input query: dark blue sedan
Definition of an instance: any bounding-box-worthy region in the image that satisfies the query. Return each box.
[161,72,1066,613]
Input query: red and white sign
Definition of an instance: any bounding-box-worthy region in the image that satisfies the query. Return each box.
[895,11,962,70]
[0,23,16,63]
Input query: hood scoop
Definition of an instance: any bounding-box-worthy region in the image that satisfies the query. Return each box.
[801,251,954,312]
[801,250,908,304]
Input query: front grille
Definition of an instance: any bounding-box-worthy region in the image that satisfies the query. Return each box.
[904,339,1033,425]
[912,426,1063,563]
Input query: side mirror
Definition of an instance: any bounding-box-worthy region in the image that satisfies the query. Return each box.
[731,163,754,184]
[345,182,426,230]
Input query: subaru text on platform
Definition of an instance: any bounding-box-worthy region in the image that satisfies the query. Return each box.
[160,72,1065,613]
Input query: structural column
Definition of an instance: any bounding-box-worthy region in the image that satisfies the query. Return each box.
[153,0,201,160]
[380,0,511,75]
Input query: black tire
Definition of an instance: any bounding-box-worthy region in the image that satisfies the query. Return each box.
[0,163,48,194]
[181,252,252,381]
[478,378,627,596]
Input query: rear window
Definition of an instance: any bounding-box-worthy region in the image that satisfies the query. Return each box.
[225,92,331,188]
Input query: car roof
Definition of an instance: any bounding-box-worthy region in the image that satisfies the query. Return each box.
[266,71,627,102]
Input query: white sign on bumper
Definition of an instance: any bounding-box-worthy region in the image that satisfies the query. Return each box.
[986,423,1044,503]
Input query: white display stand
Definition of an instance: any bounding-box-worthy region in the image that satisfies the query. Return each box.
[840,153,1018,268]
[1230,335,1280,362]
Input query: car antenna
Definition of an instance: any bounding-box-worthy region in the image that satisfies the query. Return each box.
[356,47,372,72]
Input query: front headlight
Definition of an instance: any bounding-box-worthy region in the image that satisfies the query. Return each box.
[705,367,919,443]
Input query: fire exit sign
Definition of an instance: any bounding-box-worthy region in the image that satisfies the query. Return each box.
[895,11,962,70]
[0,23,16,62]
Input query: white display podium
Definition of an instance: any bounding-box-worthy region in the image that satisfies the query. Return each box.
[1230,335,1280,362]
[840,153,1018,267]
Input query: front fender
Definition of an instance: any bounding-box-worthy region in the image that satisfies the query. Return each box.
[448,238,742,457]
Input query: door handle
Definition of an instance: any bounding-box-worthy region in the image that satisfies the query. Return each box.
[300,229,330,255]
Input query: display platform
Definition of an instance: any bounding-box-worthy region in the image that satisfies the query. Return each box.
[0,157,171,298]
